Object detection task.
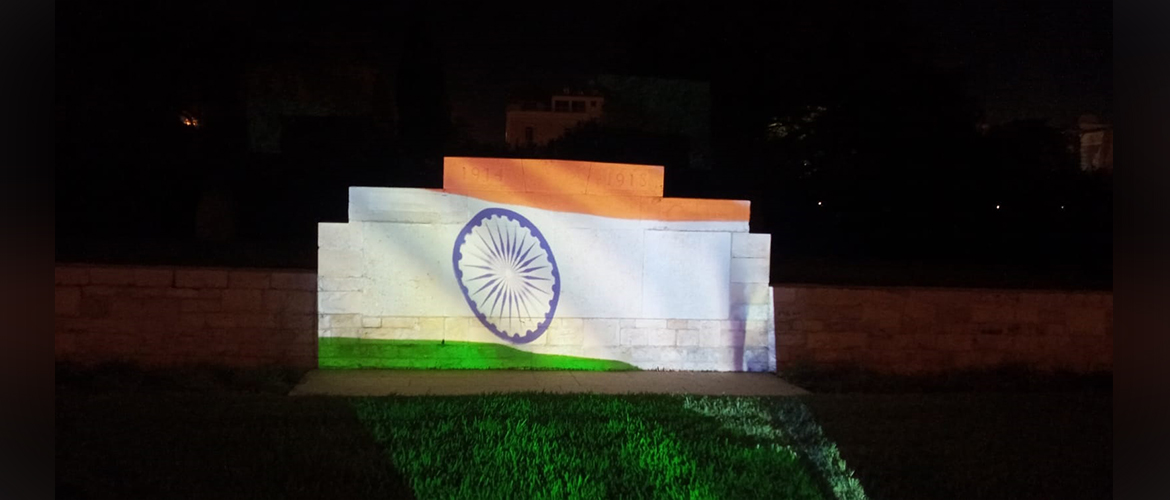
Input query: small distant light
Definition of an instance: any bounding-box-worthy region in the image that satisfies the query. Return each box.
[180,112,200,128]
[995,204,1001,210]
[817,201,823,206]
[1060,205,1065,210]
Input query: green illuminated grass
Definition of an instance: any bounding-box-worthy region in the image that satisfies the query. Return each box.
[354,395,857,500]
[319,338,639,371]
[57,364,1112,500]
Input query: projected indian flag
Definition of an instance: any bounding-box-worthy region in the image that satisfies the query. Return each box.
[318,157,774,371]
[453,207,561,344]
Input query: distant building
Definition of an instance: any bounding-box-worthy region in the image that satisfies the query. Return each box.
[1076,114,1113,171]
[504,77,712,169]
[504,89,604,147]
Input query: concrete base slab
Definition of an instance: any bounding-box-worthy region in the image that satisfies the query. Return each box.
[289,370,809,396]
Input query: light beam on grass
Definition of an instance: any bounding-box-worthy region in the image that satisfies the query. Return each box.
[353,395,841,500]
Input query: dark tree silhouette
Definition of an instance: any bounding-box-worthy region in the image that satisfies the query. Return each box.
[395,4,452,158]
[544,122,691,172]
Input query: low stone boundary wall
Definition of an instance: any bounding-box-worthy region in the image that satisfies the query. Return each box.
[54,264,1113,373]
[55,264,317,367]
[774,285,1112,373]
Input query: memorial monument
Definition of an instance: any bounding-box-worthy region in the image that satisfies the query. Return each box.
[318,157,775,371]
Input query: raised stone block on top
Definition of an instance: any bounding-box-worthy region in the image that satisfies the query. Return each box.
[464,193,649,230]
[585,161,664,197]
[520,158,593,194]
[443,157,529,193]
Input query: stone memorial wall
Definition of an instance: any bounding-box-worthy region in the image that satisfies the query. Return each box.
[317,157,775,371]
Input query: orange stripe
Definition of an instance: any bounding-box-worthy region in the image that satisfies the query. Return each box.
[434,189,749,222]
[438,157,749,221]
[444,157,664,197]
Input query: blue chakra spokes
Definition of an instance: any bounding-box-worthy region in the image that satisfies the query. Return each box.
[453,208,560,344]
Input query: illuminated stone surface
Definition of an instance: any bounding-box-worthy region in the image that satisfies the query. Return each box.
[320,157,774,371]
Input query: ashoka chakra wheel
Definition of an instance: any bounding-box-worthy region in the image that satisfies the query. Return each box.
[452,208,561,344]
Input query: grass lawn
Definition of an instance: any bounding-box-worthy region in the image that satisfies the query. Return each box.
[352,395,861,499]
[56,366,1110,500]
[56,391,415,499]
[805,392,1112,500]
[56,367,859,500]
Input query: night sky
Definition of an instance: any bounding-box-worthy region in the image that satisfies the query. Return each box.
[58,0,1112,140]
[421,0,1112,142]
[905,0,1112,125]
[432,0,1112,140]
[54,0,1113,284]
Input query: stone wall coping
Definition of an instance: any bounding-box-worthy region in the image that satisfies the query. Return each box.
[772,282,1112,296]
[56,263,315,274]
[55,265,1110,296]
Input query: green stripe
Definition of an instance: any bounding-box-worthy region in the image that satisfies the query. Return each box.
[319,338,639,371]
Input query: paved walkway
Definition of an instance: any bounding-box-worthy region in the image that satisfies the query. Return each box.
[290,370,809,396]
